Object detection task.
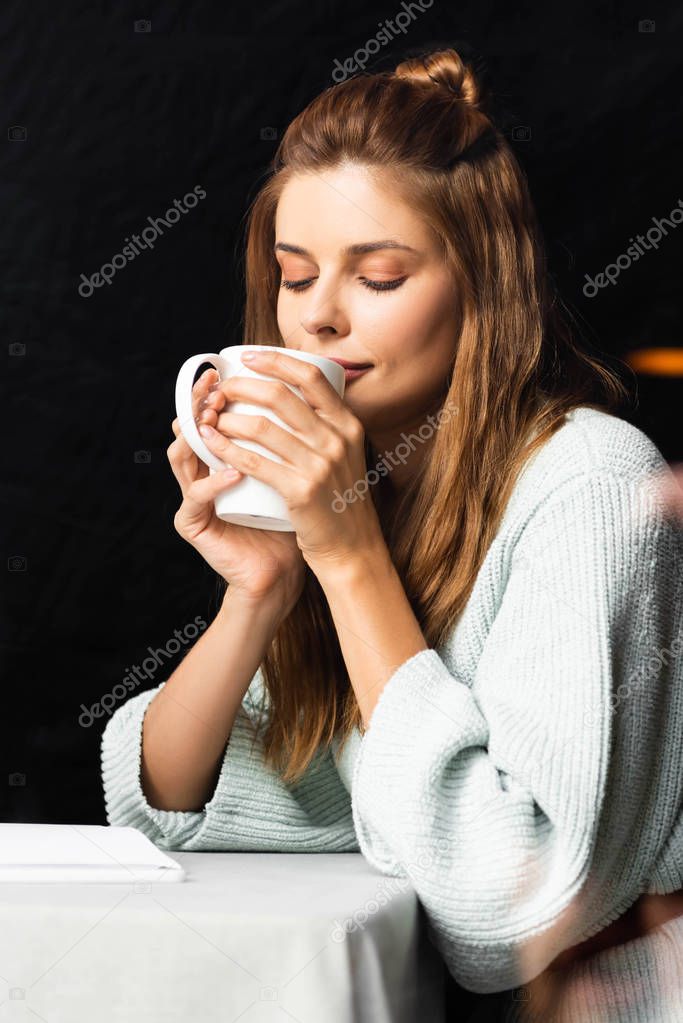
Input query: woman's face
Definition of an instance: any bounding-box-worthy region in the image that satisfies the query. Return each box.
[274,163,460,440]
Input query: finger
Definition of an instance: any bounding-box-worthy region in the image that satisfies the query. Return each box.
[190,367,222,421]
[167,440,203,496]
[171,368,221,437]
[240,350,346,413]
[170,370,228,493]
[170,369,222,475]
[220,374,349,455]
[176,467,244,525]
[168,416,217,492]
[173,404,220,434]
[196,427,298,501]
[212,410,321,469]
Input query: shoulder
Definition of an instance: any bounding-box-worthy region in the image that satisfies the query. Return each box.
[501,406,669,532]
[542,406,664,475]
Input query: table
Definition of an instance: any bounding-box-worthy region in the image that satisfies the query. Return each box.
[0,851,447,1022]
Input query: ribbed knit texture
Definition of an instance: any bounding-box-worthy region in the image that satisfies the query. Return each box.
[101,407,683,1014]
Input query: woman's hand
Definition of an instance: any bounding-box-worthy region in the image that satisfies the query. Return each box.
[196,350,388,578]
[168,367,306,614]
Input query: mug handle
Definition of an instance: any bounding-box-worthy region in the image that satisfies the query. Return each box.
[174,353,231,472]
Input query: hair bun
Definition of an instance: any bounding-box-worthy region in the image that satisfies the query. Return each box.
[394,47,481,109]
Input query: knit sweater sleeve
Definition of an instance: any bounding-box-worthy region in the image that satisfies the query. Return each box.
[350,468,681,993]
[100,668,358,854]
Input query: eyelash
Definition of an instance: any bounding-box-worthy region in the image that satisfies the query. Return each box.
[280,276,407,293]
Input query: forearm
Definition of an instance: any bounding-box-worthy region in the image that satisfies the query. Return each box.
[141,587,284,811]
[316,549,429,731]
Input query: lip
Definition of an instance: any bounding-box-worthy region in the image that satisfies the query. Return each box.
[326,357,374,369]
[343,366,372,383]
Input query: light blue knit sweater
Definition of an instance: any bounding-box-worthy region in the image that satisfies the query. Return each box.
[101,407,683,1000]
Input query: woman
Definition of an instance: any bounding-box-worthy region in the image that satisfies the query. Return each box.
[101,47,683,1020]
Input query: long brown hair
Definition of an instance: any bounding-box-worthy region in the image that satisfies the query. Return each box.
[226,46,631,783]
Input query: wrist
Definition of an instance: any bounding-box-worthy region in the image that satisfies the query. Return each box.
[311,544,394,593]
[219,584,290,628]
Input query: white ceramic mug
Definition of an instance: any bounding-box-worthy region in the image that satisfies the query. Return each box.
[174,345,346,531]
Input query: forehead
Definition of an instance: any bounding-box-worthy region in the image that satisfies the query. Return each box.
[274,164,436,254]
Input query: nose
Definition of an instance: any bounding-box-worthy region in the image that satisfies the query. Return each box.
[298,280,349,337]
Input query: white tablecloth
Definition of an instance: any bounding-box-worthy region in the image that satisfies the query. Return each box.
[0,851,447,1022]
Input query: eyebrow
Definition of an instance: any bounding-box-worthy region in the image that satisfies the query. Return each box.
[274,240,419,257]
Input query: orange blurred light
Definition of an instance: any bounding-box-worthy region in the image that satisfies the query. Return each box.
[626,348,683,376]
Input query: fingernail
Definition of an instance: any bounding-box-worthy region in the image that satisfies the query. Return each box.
[199,424,213,437]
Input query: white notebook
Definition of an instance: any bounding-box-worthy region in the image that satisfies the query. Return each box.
[0,824,186,883]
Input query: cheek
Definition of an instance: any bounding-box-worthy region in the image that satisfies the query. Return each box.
[276,296,296,336]
[368,285,456,360]
[411,282,458,338]
[355,294,427,361]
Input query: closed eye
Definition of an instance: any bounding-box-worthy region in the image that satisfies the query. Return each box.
[280,276,407,293]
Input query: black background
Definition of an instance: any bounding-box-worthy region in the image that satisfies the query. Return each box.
[3,0,682,831]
